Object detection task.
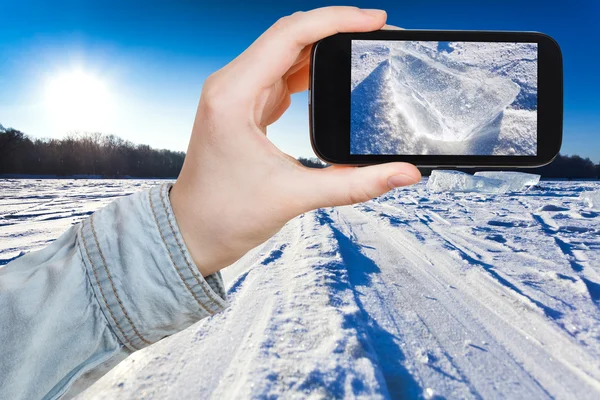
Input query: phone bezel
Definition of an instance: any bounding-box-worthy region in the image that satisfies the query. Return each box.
[309,30,563,167]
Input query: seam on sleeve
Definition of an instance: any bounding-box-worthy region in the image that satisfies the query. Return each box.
[148,188,215,315]
[80,218,141,351]
[89,214,152,347]
[159,184,224,308]
[78,224,128,351]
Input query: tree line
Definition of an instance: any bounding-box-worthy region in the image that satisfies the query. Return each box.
[1,124,598,178]
[0,125,185,178]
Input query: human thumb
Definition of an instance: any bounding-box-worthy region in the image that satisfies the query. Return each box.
[300,162,421,210]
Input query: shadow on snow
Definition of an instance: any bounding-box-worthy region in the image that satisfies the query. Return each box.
[314,210,423,399]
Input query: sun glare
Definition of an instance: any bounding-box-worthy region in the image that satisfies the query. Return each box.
[45,69,114,132]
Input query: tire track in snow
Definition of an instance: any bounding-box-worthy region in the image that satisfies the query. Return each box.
[210,220,305,399]
[371,198,593,316]
[345,203,600,399]
[532,211,600,302]
[314,209,424,399]
[331,206,550,399]
[215,212,397,399]
[234,212,400,399]
[411,209,564,320]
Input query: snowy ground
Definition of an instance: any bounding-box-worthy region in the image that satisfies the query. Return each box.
[1,179,600,399]
[350,41,537,156]
[0,179,162,265]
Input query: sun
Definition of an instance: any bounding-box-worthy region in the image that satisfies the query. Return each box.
[45,69,114,132]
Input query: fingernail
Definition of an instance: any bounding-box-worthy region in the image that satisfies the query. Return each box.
[361,9,386,18]
[387,174,419,189]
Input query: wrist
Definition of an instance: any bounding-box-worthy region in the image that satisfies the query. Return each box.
[169,181,218,277]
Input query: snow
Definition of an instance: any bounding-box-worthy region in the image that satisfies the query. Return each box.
[387,44,520,142]
[2,179,600,399]
[474,171,541,192]
[581,190,600,209]
[0,179,162,265]
[350,40,537,156]
[427,170,510,194]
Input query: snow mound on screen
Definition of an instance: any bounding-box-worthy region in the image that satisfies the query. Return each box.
[351,41,390,91]
[350,41,537,156]
[388,44,520,142]
[430,41,538,111]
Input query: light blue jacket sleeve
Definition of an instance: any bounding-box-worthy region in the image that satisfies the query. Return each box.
[0,183,228,400]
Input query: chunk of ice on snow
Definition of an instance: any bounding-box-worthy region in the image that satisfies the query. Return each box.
[474,171,540,192]
[580,191,600,209]
[388,43,521,142]
[427,170,509,194]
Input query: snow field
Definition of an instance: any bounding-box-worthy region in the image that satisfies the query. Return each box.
[1,179,600,399]
[0,179,163,265]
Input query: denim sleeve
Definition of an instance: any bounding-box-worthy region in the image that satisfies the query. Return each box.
[0,183,228,400]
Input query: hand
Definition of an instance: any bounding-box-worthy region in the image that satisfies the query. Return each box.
[170,6,421,277]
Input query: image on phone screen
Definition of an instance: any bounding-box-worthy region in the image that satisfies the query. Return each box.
[350,40,538,156]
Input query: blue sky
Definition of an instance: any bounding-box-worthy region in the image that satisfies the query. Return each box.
[1,0,598,161]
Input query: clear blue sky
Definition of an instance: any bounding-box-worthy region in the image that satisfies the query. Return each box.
[1,0,598,161]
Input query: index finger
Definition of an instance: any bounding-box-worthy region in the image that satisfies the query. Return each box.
[230,6,387,92]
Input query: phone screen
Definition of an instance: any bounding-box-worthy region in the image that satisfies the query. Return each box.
[350,40,538,156]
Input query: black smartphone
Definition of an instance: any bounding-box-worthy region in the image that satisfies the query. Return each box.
[309,30,563,167]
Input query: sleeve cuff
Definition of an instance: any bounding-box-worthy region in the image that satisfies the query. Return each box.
[77,183,227,352]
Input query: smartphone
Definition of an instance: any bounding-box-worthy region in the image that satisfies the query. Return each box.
[309,30,563,167]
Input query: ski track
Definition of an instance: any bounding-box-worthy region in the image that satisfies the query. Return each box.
[1,179,600,399]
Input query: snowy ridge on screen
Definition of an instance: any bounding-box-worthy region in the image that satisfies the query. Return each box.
[350,40,538,156]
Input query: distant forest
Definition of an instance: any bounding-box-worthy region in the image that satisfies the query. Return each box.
[0,126,184,178]
[1,124,599,178]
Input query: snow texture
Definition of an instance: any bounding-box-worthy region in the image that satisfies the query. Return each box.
[474,171,541,192]
[351,41,538,156]
[427,170,510,194]
[2,179,600,399]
